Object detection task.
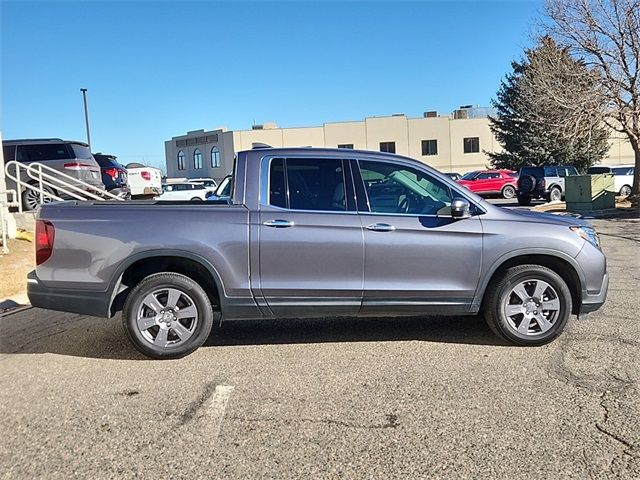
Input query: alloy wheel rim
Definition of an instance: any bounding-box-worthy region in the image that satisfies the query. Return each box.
[25,190,53,210]
[136,287,199,348]
[503,186,515,198]
[503,279,561,336]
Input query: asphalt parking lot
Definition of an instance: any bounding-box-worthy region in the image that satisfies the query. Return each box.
[1,213,638,479]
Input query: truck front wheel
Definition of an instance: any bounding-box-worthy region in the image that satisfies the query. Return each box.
[122,272,214,359]
[484,265,572,346]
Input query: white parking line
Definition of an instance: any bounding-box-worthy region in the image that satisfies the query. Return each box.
[205,385,235,438]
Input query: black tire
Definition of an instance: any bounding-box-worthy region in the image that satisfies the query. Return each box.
[517,195,531,206]
[484,265,572,346]
[122,272,214,359]
[548,186,562,202]
[502,185,516,199]
[22,185,56,211]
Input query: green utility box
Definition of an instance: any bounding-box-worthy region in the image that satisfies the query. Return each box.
[565,174,615,212]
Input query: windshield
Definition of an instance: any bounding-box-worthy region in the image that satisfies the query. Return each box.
[461,171,479,180]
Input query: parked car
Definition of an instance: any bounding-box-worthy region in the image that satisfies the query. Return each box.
[125,162,162,197]
[586,164,634,197]
[2,138,105,211]
[443,172,462,181]
[93,153,130,198]
[517,165,579,206]
[206,174,232,203]
[28,147,608,359]
[155,182,207,201]
[187,177,217,193]
[457,169,518,199]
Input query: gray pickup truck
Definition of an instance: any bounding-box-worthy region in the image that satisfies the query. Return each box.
[28,147,608,358]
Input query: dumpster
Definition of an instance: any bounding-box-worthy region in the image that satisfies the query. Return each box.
[565,174,615,212]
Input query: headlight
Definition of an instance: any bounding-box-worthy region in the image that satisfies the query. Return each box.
[570,226,600,249]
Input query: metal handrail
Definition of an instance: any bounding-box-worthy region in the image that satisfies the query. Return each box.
[1,189,18,254]
[5,161,125,212]
[25,162,124,201]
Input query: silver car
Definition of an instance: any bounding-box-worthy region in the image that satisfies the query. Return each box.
[2,138,105,210]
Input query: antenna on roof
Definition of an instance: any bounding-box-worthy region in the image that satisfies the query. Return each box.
[252,143,272,149]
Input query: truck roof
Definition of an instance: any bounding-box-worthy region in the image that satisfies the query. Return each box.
[239,146,414,161]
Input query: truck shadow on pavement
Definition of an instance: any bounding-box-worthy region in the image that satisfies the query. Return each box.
[0,309,505,360]
[206,315,504,349]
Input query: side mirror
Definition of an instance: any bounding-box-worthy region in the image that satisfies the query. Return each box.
[451,198,471,219]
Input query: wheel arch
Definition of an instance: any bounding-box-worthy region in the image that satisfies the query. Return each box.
[107,250,226,318]
[474,250,585,315]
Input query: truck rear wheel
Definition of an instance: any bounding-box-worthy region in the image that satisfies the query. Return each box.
[484,265,572,346]
[122,272,214,359]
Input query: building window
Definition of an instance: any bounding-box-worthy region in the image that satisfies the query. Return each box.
[193,148,203,169]
[463,137,480,153]
[421,139,438,156]
[177,150,185,170]
[379,142,396,153]
[211,146,220,168]
[338,144,354,149]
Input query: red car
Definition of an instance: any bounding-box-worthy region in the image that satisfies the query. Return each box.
[457,169,518,199]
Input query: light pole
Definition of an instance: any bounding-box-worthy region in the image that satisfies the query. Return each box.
[80,88,91,149]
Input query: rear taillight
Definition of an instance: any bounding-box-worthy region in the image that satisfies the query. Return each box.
[538,178,546,188]
[35,220,55,266]
[141,171,151,181]
[64,162,99,171]
[104,168,119,180]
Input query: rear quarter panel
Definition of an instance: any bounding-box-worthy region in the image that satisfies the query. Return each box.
[36,203,251,298]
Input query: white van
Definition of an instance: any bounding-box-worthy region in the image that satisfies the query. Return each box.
[587,165,634,197]
[125,163,162,197]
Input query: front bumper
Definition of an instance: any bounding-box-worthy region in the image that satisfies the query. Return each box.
[580,272,609,314]
[27,270,110,317]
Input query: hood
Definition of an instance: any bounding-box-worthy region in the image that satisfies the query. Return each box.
[490,205,591,227]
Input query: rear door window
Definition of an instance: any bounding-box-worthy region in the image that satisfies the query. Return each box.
[612,167,632,175]
[268,158,347,211]
[544,167,558,177]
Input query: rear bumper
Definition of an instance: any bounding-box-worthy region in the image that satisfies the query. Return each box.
[27,270,110,318]
[580,272,609,314]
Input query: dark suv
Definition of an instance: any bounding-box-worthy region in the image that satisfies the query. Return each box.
[93,153,130,198]
[2,138,105,210]
[517,166,578,206]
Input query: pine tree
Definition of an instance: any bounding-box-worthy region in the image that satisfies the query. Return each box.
[489,37,609,172]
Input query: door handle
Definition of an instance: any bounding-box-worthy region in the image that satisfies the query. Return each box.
[263,219,295,228]
[366,223,396,232]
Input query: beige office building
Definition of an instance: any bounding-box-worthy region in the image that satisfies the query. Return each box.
[165,107,635,182]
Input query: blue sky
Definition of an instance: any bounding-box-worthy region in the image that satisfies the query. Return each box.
[2,0,541,168]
